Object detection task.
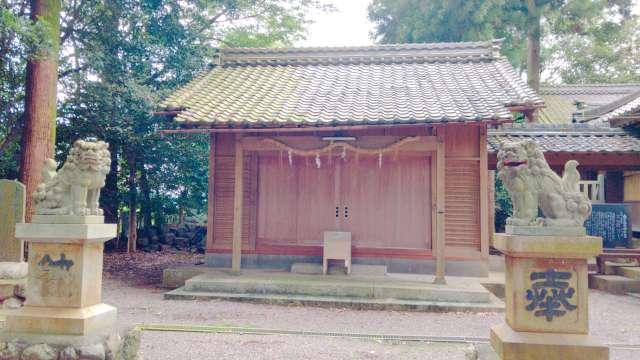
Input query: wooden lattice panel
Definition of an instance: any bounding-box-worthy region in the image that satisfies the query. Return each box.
[445,159,481,248]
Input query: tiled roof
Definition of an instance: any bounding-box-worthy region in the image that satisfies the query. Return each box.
[488,124,640,153]
[161,40,543,127]
[578,90,640,127]
[537,84,640,124]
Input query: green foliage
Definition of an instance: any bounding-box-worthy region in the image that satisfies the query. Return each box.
[1,0,325,238]
[494,175,512,233]
[368,0,637,83]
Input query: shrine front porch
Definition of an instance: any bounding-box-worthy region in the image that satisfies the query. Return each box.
[162,267,504,313]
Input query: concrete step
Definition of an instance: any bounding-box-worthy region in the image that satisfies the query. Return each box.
[603,260,638,275]
[589,274,640,294]
[164,287,504,313]
[618,266,640,280]
[291,263,387,276]
[184,273,491,303]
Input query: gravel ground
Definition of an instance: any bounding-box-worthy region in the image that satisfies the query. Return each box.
[102,251,640,360]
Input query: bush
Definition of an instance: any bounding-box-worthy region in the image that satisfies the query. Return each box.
[494,176,512,233]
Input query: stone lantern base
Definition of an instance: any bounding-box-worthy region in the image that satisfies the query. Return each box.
[490,232,609,360]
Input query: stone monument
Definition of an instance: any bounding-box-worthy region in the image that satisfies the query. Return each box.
[0,180,28,311]
[490,140,608,360]
[0,140,122,359]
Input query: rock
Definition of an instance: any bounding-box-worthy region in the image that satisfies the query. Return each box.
[21,344,57,360]
[59,347,78,360]
[173,237,188,249]
[77,344,105,360]
[2,296,23,309]
[150,235,159,244]
[116,328,141,360]
[0,341,21,360]
[164,233,175,246]
[137,237,149,247]
[463,344,478,360]
[0,262,28,279]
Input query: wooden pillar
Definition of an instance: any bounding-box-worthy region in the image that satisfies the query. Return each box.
[434,127,446,284]
[597,171,606,203]
[488,170,496,248]
[231,134,244,273]
[206,133,216,251]
[480,125,489,258]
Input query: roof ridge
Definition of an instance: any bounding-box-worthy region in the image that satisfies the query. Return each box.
[576,89,640,120]
[539,83,640,96]
[215,40,503,67]
[218,39,502,55]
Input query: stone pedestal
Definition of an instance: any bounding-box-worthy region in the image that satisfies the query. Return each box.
[0,222,121,359]
[0,180,27,315]
[490,232,609,360]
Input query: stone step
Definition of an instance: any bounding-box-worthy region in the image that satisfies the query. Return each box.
[164,287,504,313]
[603,260,638,275]
[618,266,640,280]
[589,274,640,294]
[184,273,491,303]
[291,263,387,276]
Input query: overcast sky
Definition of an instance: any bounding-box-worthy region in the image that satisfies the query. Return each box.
[296,0,640,48]
[296,0,374,47]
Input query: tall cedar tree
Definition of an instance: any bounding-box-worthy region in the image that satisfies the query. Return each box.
[19,0,60,220]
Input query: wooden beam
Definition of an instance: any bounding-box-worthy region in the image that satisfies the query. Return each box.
[434,127,446,284]
[231,134,244,273]
[157,120,510,136]
[206,134,216,250]
[479,125,489,259]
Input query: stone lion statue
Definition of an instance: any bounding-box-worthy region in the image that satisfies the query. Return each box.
[33,139,111,216]
[497,140,591,227]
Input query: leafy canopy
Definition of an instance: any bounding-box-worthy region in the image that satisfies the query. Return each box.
[368,0,639,83]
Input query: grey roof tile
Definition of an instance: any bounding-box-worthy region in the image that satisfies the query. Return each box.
[162,40,543,127]
[488,123,640,153]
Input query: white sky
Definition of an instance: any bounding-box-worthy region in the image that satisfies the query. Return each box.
[297,0,640,48]
[296,0,374,47]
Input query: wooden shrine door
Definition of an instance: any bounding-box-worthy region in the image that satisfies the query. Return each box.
[256,151,432,251]
[339,154,432,250]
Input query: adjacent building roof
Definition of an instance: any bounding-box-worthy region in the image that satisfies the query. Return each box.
[537,83,640,124]
[161,40,543,128]
[488,124,640,154]
[583,90,640,128]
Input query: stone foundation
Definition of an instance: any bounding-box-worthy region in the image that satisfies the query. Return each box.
[205,253,489,277]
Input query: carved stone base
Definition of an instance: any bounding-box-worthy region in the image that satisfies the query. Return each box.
[1,303,117,336]
[31,215,104,224]
[491,323,609,360]
[0,325,130,360]
[505,225,586,236]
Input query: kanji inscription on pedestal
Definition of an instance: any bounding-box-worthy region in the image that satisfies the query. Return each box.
[526,269,577,322]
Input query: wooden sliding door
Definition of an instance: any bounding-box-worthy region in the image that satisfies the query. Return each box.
[256,148,433,252]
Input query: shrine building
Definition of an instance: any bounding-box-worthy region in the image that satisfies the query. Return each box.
[159,40,543,277]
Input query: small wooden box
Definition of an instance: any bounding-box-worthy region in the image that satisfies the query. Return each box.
[323,231,351,275]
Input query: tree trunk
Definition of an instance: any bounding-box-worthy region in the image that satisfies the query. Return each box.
[126,151,137,253]
[19,0,61,220]
[103,142,119,223]
[140,167,152,230]
[526,0,541,94]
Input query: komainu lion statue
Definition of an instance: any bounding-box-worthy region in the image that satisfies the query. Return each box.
[497,140,591,227]
[33,139,111,216]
